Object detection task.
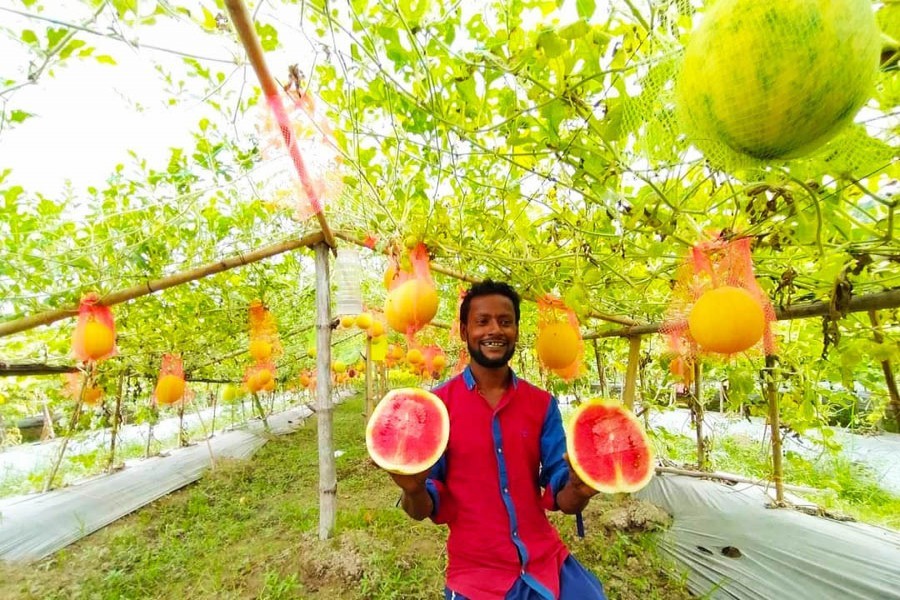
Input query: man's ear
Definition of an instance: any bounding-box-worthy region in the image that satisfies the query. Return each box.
[459,323,468,343]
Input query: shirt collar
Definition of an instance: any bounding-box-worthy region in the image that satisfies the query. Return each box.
[462,365,519,391]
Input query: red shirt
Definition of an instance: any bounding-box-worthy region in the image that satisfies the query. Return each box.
[426,367,572,599]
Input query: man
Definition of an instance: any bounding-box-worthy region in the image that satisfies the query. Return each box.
[386,280,607,599]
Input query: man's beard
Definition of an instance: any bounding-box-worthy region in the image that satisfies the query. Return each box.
[467,340,516,369]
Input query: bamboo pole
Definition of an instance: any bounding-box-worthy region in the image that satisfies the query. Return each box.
[764,355,785,505]
[622,336,641,410]
[587,289,900,339]
[0,363,78,376]
[334,231,636,326]
[314,242,337,540]
[591,338,608,398]
[0,232,324,338]
[44,369,89,492]
[107,371,125,473]
[869,310,900,432]
[223,0,336,251]
[365,336,374,420]
[692,360,708,471]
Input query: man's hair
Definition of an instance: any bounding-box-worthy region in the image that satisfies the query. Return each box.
[459,280,521,325]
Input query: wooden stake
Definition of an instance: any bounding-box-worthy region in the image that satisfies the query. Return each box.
[692,360,708,471]
[314,242,337,540]
[591,338,607,398]
[869,310,900,432]
[107,371,125,473]
[623,336,641,409]
[44,369,89,492]
[765,354,785,505]
[365,336,374,421]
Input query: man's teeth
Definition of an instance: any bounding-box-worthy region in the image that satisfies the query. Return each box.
[483,341,506,347]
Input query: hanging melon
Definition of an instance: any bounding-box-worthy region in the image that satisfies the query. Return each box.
[676,0,881,162]
[384,279,439,333]
[536,322,579,369]
[688,286,766,354]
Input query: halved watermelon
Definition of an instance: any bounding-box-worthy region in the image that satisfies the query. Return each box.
[366,388,449,475]
[566,401,654,494]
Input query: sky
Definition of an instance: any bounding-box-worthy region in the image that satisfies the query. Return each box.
[0,2,250,196]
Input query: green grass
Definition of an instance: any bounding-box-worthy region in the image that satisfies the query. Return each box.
[657,429,900,530]
[0,393,690,600]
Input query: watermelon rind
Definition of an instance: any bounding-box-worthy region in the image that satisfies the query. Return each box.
[565,400,655,494]
[365,387,449,475]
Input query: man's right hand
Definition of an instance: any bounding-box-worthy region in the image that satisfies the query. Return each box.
[386,469,434,521]
[388,470,430,494]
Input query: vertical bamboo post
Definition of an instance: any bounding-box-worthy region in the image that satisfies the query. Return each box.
[107,371,125,472]
[315,242,337,540]
[591,338,607,398]
[365,336,374,420]
[764,354,784,504]
[210,388,218,435]
[622,336,642,410]
[692,360,708,471]
[44,369,90,492]
[869,310,900,432]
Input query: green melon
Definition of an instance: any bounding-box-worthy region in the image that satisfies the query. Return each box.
[676,0,881,161]
[366,388,449,475]
[566,401,654,494]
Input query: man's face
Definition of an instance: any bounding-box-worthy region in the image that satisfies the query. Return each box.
[460,294,518,368]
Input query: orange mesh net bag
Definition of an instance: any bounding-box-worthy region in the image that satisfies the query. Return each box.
[248,300,283,363]
[71,292,117,364]
[154,353,189,407]
[63,372,104,406]
[536,295,584,381]
[661,235,776,368]
[384,243,440,342]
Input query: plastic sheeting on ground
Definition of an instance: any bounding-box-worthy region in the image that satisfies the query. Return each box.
[0,403,316,564]
[636,473,900,599]
[649,408,900,496]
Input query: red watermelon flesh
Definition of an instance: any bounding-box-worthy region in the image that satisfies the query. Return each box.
[566,402,654,494]
[366,388,449,474]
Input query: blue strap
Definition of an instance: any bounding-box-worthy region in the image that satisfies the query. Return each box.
[576,511,585,538]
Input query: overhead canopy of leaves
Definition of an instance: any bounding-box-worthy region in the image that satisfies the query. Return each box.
[0,0,897,403]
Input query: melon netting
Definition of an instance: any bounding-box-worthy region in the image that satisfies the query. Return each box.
[617,0,895,177]
[536,295,584,382]
[660,236,777,363]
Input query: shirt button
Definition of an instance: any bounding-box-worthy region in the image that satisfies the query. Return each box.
[503,487,509,494]
[513,530,518,537]
[497,447,502,454]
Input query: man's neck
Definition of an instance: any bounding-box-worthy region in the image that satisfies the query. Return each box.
[469,362,511,392]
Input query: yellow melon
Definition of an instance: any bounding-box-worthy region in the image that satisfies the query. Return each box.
[536,322,579,369]
[688,286,766,354]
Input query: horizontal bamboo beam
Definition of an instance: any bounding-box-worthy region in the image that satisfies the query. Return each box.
[0,363,79,377]
[334,231,636,326]
[0,232,325,339]
[587,288,900,340]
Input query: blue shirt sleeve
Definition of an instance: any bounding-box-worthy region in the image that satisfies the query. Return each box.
[539,396,570,509]
[424,453,448,520]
